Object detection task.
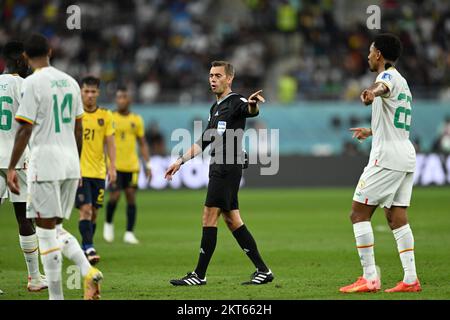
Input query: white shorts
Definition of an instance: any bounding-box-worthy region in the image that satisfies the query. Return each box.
[0,169,28,203]
[353,165,414,208]
[26,179,79,219]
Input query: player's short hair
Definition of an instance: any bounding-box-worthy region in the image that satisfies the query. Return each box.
[24,33,50,58]
[373,33,402,62]
[116,85,128,92]
[81,76,100,88]
[211,61,235,77]
[2,40,24,61]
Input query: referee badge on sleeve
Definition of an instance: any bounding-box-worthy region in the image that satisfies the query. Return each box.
[217,121,227,135]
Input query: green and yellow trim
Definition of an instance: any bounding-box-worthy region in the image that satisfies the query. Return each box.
[40,247,60,256]
[15,115,34,125]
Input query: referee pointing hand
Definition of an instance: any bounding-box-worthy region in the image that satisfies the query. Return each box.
[165,61,273,286]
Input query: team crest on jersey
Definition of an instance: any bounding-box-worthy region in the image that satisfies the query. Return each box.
[381,73,392,81]
[131,122,136,129]
[98,119,104,126]
[358,180,366,189]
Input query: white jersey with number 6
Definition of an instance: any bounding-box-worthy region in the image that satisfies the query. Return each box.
[15,66,83,182]
[369,67,416,172]
[0,74,28,169]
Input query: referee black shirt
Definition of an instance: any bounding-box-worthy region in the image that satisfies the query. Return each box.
[196,92,259,165]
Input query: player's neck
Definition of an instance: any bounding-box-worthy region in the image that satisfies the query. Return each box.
[84,104,98,113]
[216,88,232,102]
[29,57,50,72]
[377,61,395,74]
[118,109,130,115]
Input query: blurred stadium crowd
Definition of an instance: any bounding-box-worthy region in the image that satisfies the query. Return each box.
[1,0,449,104]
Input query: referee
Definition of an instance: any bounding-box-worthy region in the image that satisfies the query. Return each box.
[165,61,273,286]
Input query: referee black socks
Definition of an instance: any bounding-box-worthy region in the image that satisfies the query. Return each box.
[233,224,269,273]
[194,227,218,279]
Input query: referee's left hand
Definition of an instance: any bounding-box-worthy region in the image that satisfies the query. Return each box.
[164,160,181,181]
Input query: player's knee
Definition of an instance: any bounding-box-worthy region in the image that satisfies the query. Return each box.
[109,192,120,202]
[79,205,93,220]
[223,213,242,231]
[349,210,369,224]
[202,208,219,227]
[91,210,98,223]
[18,218,35,236]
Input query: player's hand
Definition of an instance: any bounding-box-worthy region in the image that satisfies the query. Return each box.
[360,89,375,105]
[145,161,152,182]
[108,167,117,184]
[164,160,182,181]
[349,127,372,141]
[248,89,266,106]
[145,168,152,181]
[7,169,20,195]
[79,169,83,187]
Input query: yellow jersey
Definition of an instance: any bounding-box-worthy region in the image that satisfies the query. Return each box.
[113,111,145,173]
[80,107,115,179]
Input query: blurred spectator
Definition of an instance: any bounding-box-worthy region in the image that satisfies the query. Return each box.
[432,117,450,154]
[145,121,167,156]
[0,0,448,103]
[342,141,365,156]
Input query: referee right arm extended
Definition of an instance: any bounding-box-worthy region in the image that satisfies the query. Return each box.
[164,143,203,180]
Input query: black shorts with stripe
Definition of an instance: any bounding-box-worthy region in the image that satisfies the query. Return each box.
[109,171,138,191]
[75,178,106,209]
[205,164,242,212]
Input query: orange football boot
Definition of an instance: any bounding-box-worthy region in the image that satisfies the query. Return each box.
[385,279,421,293]
[339,276,381,293]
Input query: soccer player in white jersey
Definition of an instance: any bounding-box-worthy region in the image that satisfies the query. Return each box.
[0,41,47,292]
[7,34,103,300]
[340,34,421,293]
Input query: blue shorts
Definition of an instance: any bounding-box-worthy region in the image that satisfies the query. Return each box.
[75,178,106,209]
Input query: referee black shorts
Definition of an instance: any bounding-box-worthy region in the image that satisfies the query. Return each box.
[205,164,242,212]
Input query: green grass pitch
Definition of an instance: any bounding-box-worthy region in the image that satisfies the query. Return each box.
[0,187,449,300]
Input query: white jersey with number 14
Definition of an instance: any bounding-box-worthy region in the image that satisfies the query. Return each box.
[15,66,84,182]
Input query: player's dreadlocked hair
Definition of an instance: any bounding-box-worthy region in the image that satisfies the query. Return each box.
[373,33,403,62]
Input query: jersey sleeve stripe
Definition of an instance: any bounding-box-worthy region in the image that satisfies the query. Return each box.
[15,115,34,124]
[374,80,392,97]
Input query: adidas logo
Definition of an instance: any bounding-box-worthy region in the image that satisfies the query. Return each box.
[243,248,250,253]
[200,248,205,254]
[215,111,219,116]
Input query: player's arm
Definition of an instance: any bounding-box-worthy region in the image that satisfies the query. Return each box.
[349,127,373,142]
[7,122,33,194]
[137,136,152,179]
[360,82,389,106]
[75,118,83,157]
[164,143,203,181]
[105,135,117,183]
[247,89,265,115]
